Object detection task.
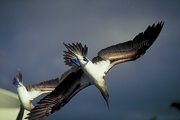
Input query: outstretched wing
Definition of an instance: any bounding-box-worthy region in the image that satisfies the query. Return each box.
[25,78,61,99]
[25,65,80,104]
[92,22,164,74]
[27,67,91,120]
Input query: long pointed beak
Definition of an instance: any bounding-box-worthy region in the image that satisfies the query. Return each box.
[104,95,110,110]
[100,86,110,110]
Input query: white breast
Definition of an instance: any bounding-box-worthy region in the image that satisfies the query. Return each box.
[80,60,107,84]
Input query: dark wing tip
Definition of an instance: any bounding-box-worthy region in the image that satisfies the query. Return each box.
[63,42,88,66]
[124,21,163,60]
[92,21,164,66]
[133,21,164,50]
[144,21,164,40]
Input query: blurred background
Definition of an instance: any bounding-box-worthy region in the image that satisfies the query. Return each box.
[0,0,180,120]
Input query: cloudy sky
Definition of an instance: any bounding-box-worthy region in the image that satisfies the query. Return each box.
[0,1,180,120]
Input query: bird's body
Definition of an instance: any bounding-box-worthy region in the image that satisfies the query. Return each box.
[63,42,110,108]
[83,60,110,107]
[16,85,34,110]
[13,70,60,111]
[12,70,60,119]
[27,22,164,120]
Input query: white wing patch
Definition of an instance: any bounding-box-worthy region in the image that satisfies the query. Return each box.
[93,60,110,76]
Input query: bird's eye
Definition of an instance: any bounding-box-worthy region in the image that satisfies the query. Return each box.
[83,57,89,62]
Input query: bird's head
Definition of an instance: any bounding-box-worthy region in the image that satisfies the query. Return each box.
[12,77,21,87]
[12,69,23,87]
[71,55,89,67]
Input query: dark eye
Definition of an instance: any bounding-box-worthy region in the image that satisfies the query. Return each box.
[83,57,89,62]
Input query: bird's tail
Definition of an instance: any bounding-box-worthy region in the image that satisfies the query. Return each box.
[62,42,88,66]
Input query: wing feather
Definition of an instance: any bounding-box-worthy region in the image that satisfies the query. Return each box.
[27,67,91,120]
[92,22,164,73]
[63,42,88,66]
[26,78,60,92]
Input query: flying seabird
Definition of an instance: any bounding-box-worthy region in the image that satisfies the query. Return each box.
[12,70,60,120]
[27,22,164,120]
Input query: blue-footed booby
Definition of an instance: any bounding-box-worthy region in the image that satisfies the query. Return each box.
[12,70,60,120]
[27,22,164,120]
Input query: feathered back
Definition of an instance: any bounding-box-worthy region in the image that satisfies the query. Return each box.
[63,42,88,66]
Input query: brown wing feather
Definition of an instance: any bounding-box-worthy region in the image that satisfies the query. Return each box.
[27,67,91,120]
[26,78,60,92]
[63,42,88,66]
[92,22,164,73]
[26,65,80,94]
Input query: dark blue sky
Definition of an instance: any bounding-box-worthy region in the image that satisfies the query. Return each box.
[0,1,180,120]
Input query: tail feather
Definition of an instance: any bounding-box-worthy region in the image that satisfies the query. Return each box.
[62,42,88,66]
